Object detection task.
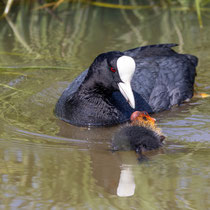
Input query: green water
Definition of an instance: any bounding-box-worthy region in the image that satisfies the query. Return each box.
[0,2,210,209]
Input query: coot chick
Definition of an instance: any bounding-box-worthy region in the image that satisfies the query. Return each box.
[112,111,165,154]
[55,44,197,126]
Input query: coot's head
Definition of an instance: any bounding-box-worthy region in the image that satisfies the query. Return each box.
[85,51,136,108]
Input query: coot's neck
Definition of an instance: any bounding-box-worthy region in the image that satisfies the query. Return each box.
[79,73,114,97]
[64,78,127,126]
[75,78,117,114]
[79,81,113,99]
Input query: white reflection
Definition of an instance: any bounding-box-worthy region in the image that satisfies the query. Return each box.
[117,164,135,197]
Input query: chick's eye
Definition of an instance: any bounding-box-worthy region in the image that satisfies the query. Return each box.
[110,67,116,73]
[143,116,147,121]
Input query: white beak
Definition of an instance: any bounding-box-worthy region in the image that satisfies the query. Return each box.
[118,82,135,109]
[117,56,136,109]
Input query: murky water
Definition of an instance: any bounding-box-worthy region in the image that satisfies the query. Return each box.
[0,2,210,209]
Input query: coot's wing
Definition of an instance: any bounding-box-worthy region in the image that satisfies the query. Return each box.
[147,55,196,112]
[124,44,179,103]
[124,44,197,112]
[55,69,88,118]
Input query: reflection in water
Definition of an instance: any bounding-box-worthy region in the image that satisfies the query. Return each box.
[1,139,210,209]
[0,1,210,209]
[57,119,118,142]
[117,165,136,197]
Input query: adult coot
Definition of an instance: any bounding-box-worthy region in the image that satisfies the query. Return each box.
[111,111,165,154]
[55,44,197,126]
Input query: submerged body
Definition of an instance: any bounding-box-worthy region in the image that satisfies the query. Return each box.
[55,44,197,126]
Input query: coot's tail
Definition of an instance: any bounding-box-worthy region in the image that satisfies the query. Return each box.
[185,54,198,67]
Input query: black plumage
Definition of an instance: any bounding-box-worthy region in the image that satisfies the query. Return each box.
[126,44,197,112]
[55,44,197,126]
[111,125,164,153]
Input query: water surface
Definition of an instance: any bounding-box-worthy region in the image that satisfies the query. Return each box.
[0,2,210,209]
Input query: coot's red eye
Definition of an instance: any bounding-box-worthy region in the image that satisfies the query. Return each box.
[110,67,116,72]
